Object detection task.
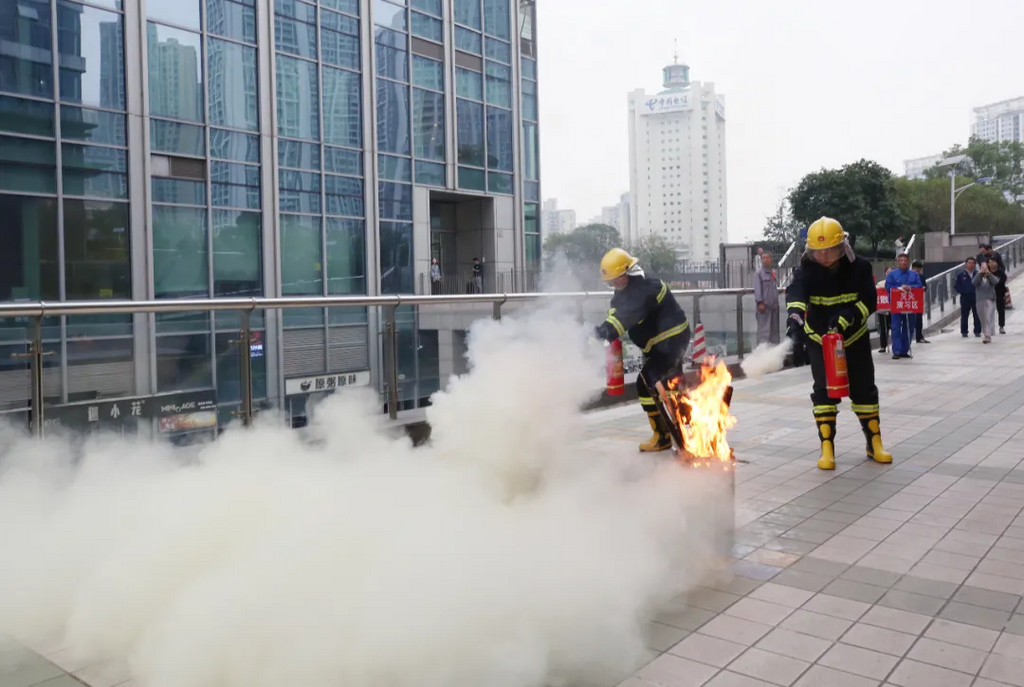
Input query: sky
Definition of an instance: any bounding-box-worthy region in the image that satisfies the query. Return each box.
[535,0,1024,243]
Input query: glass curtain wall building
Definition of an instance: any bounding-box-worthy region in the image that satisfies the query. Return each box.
[0,0,540,435]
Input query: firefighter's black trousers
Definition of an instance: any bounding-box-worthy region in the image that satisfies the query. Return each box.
[807,338,879,411]
[636,333,690,422]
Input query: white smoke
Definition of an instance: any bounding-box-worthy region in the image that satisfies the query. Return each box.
[0,302,725,687]
[740,340,794,380]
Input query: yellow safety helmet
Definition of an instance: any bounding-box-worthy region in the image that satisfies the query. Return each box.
[600,248,639,281]
[805,217,846,250]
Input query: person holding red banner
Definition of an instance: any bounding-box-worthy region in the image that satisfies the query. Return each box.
[884,254,924,360]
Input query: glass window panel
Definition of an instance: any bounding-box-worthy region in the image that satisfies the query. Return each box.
[321,24,360,69]
[323,146,362,175]
[148,0,201,29]
[327,306,367,325]
[324,174,365,215]
[524,180,539,202]
[207,0,257,43]
[215,330,267,402]
[379,221,413,295]
[411,12,442,42]
[378,154,411,182]
[152,177,206,205]
[485,38,510,63]
[61,143,129,199]
[57,2,125,110]
[0,97,54,137]
[275,54,320,140]
[525,232,541,266]
[278,170,322,214]
[60,106,126,145]
[0,136,56,194]
[411,0,442,16]
[521,78,537,120]
[457,166,485,191]
[523,121,538,180]
[415,160,444,187]
[375,32,408,82]
[156,309,209,335]
[280,214,323,295]
[211,161,261,209]
[454,0,481,28]
[321,0,359,15]
[413,88,445,161]
[150,118,206,156]
[63,199,130,300]
[322,66,362,147]
[376,80,410,155]
[152,205,208,298]
[326,217,366,294]
[157,333,212,393]
[455,67,482,100]
[521,57,536,80]
[273,16,317,60]
[412,55,443,90]
[455,99,484,166]
[278,138,320,170]
[524,201,539,233]
[378,181,412,221]
[484,60,511,107]
[213,210,261,297]
[147,23,204,123]
[487,171,512,194]
[208,38,258,131]
[454,27,482,53]
[483,0,510,39]
[210,128,260,162]
[486,105,512,171]
[374,0,407,30]
[0,195,59,303]
[0,0,54,98]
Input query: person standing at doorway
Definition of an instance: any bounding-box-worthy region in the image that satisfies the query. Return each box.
[471,257,483,293]
[753,251,780,345]
[430,258,442,294]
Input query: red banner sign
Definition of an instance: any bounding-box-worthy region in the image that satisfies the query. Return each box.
[876,287,890,313]
[890,287,925,314]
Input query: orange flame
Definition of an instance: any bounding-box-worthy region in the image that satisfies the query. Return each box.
[665,358,737,468]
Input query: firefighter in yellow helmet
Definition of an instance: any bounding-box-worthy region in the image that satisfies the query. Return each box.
[593,248,690,452]
[786,217,893,470]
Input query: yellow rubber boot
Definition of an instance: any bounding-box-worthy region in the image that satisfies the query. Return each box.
[816,418,836,471]
[859,416,893,464]
[639,412,673,453]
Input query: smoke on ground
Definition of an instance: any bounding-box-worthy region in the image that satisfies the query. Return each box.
[740,340,794,380]
[0,303,724,687]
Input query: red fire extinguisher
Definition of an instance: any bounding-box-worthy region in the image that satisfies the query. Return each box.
[606,339,625,396]
[822,330,850,399]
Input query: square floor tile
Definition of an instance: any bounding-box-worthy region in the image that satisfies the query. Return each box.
[635,653,720,687]
[877,589,945,616]
[644,621,693,652]
[952,585,1021,612]
[802,593,870,621]
[906,637,987,674]
[779,609,852,641]
[818,643,899,680]
[841,622,917,657]
[793,665,881,687]
[703,671,775,687]
[725,598,795,626]
[923,619,999,652]
[754,628,831,663]
[822,579,888,604]
[887,658,973,687]
[980,653,1024,686]
[748,584,816,608]
[699,615,774,646]
[859,606,932,635]
[938,601,1012,631]
[669,634,747,668]
[727,648,809,687]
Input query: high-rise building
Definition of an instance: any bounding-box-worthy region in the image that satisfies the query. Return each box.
[541,198,576,237]
[599,192,631,243]
[973,97,1024,144]
[0,0,541,438]
[627,56,726,261]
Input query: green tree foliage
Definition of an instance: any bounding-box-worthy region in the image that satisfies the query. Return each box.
[761,198,804,245]
[788,159,903,253]
[627,233,678,278]
[923,137,1024,197]
[896,176,1024,235]
[542,223,622,267]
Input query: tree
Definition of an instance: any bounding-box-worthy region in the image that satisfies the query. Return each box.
[895,176,1024,236]
[627,233,678,278]
[923,137,1024,198]
[542,223,622,266]
[788,159,903,253]
[761,197,803,245]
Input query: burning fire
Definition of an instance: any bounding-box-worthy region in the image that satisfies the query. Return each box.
[664,357,737,468]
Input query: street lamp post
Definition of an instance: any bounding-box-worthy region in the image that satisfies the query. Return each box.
[935,155,993,235]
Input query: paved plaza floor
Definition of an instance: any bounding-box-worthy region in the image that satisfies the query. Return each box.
[4,311,1024,687]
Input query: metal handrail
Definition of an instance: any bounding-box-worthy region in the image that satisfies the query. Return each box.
[922,234,1024,325]
[2,286,780,436]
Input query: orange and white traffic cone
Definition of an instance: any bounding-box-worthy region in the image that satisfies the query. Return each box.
[691,323,706,367]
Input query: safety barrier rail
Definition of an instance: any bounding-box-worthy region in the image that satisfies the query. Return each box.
[0,286,784,436]
[923,234,1024,325]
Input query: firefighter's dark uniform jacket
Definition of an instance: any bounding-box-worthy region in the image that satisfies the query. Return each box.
[594,275,690,381]
[786,254,878,347]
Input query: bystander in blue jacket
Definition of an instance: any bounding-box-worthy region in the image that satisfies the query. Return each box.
[954,257,981,337]
[884,254,924,359]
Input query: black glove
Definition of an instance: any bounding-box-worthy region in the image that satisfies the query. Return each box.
[827,308,856,333]
[786,313,805,341]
